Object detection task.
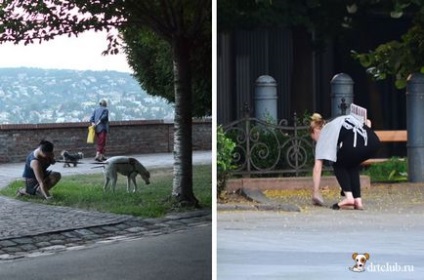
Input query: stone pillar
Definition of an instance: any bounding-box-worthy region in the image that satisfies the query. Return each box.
[254,75,278,123]
[406,73,424,182]
[330,73,354,117]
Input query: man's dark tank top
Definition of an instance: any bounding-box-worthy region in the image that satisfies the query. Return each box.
[22,151,50,179]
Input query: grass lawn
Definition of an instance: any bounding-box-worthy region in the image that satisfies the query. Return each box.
[0,164,212,218]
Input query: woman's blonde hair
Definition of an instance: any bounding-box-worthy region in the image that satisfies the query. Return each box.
[309,113,325,133]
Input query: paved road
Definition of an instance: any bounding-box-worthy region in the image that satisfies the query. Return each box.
[0,151,212,261]
[218,203,424,279]
[0,224,211,280]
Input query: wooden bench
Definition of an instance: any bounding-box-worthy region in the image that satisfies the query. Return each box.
[362,130,407,165]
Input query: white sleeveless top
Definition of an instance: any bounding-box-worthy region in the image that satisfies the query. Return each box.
[315,115,367,162]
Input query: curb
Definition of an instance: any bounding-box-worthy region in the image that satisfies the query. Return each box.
[218,188,301,212]
[0,209,211,261]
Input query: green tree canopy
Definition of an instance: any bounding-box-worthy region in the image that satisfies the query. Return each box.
[219,0,354,42]
[352,4,424,89]
[123,20,211,117]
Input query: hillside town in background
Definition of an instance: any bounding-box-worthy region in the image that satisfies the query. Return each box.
[0,67,175,124]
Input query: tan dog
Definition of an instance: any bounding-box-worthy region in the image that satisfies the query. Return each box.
[103,156,150,192]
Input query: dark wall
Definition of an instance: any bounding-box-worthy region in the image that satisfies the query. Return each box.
[217,28,293,123]
[218,16,411,132]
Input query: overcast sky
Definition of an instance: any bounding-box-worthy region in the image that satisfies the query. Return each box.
[0,30,132,73]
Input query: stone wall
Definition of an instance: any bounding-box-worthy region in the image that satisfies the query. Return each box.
[0,119,212,163]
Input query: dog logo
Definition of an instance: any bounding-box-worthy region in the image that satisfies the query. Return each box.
[349,252,370,272]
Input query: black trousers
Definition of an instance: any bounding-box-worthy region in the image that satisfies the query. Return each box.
[333,125,380,198]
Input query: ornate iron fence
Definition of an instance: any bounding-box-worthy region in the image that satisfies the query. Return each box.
[223,107,316,177]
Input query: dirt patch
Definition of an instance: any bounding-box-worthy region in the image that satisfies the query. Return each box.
[219,183,424,213]
[218,191,259,206]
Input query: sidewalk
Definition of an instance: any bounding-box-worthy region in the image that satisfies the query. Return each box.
[0,151,212,260]
[218,182,424,279]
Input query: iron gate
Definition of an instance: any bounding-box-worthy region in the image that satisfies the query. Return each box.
[223,109,316,177]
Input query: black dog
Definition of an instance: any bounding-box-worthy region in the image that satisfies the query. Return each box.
[60,150,84,167]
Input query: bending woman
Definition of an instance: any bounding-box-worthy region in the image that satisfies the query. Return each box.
[310,113,380,210]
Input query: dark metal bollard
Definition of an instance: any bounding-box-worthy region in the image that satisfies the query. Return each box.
[254,75,278,123]
[406,73,424,182]
[330,73,354,117]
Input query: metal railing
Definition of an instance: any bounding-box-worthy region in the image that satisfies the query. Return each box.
[223,107,315,177]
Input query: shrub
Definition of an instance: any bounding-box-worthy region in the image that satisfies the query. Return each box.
[363,157,408,182]
[217,126,236,197]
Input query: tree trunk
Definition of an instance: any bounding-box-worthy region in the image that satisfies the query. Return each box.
[171,36,199,207]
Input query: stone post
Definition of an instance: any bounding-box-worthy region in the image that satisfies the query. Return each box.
[406,73,424,182]
[254,75,278,123]
[330,73,354,117]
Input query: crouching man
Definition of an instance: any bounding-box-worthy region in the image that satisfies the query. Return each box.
[18,140,61,200]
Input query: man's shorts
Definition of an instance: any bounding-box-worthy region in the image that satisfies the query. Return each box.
[25,170,52,195]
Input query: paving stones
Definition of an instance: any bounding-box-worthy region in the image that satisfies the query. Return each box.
[0,209,211,261]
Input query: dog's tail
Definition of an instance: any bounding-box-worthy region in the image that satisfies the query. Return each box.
[91,165,105,169]
[55,160,84,164]
[90,161,108,169]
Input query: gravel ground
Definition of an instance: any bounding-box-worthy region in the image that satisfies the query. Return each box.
[218,182,424,213]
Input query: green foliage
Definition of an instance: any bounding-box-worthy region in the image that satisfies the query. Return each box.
[218,0,348,34]
[351,2,424,89]
[0,166,211,217]
[218,0,367,50]
[217,126,237,196]
[352,23,424,89]
[363,157,408,182]
[123,23,212,117]
[124,28,173,102]
[0,1,211,53]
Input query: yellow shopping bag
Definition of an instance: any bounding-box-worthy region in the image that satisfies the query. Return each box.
[87,125,96,144]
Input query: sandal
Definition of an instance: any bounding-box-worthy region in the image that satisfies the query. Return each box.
[331,203,340,210]
[312,197,324,206]
[16,189,28,197]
